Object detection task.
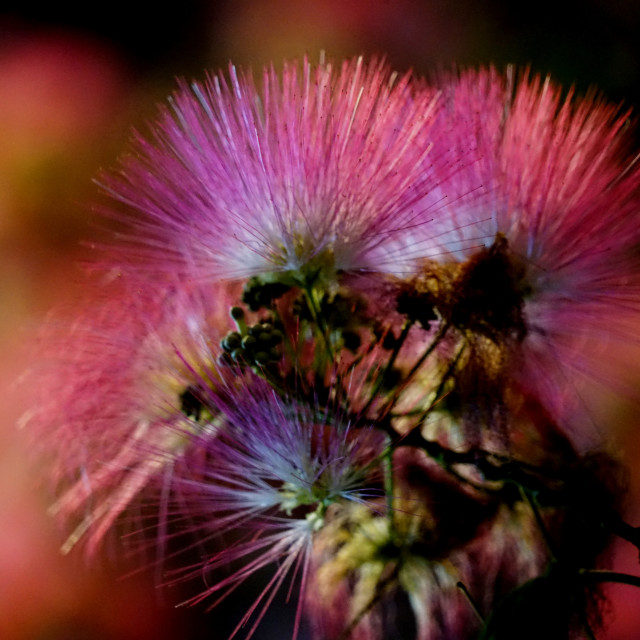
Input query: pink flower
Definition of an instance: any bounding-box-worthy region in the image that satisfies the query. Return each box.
[25,275,238,556]
[169,378,384,639]
[407,68,640,441]
[99,57,443,283]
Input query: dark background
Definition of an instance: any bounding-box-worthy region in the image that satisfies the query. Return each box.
[2,0,640,102]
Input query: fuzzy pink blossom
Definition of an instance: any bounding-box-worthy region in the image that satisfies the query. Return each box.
[25,275,238,556]
[408,68,640,441]
[167,378,385,639]
[99,56,446,282]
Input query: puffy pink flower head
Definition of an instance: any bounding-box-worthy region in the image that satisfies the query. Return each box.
[25,276,238,556]
[409,68,640,440]
[100,56,441,282]
[171,378,384,639]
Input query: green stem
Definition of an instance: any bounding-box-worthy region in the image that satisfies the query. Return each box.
[520,487,557,561]
[383,434,395,529]
[302,283,335,363]
[380,321,450,420]
[456,581,485,623]
[406,336,467,431]
[404,321,450,387]
[271,301,297,364]
[426,337,466,411]
[605,511,640,553]
[360,320,413,418]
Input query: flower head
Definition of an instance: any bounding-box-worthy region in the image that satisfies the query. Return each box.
[100,56,442,284]
[404,68,640,440]
[26,275,237,555]
[307,451,548,640]
[169,378,385,638]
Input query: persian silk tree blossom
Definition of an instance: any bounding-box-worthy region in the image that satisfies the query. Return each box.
[25,277,238,556]
[169,379,385,639]
[308,503,546,640]
[402,68,640,441]
[99,57,444,283]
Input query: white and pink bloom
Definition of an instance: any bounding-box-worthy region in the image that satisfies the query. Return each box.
[99,57,446,283]
[169,378,385,639]
[307,448,549,640]
[404,68,640,444]
[25,276,239,556]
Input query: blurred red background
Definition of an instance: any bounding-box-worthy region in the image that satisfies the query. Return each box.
[1,2,640,638]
